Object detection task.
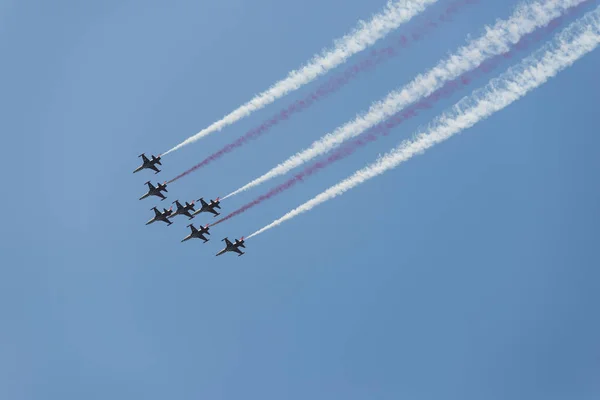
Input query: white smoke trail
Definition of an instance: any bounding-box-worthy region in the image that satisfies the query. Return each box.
[225,0,587,199]
[163,0,438,155]
[247,7,600,239]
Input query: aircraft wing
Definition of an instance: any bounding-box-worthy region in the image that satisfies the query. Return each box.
[224,238,234,247]
[153,208,162,217]
[141,154,150,163]
[149,164,160,173]
[146,182,156,190]
[208,207,219,216]
[156,192,166,200]
[199,198,209,207]
[232,247,243,255]
[182,210,194,219]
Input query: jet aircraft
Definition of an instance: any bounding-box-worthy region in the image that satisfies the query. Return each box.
[133,153,162,174]
[146,206,173,226]
[139,181,168,201]
[216,237,245,256]
[181,224,211,243]
[191,197,221,217]
[170,200,196,220]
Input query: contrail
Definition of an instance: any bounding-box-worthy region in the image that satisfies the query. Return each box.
[162,0,439,156]
[224,0,590,199]
[209,1,591,226]
[246,7,600,239]
[166,0,475,184]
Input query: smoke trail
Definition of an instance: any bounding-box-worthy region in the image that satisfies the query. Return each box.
[246,7,600,239]
[210,2,590,226]
[167,0,475,184]
[162,0,439,156]
[224,0,590,198]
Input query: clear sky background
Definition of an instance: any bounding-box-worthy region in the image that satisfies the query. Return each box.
[1,0,599,398]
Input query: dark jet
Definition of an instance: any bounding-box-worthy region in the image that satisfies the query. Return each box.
[181,224,211,243]
[139,181,168,201]
[133,153,162,174]
[170,200,196,220]
[146,206,173,226]
[216,237,245,257]
[191,197,221,218]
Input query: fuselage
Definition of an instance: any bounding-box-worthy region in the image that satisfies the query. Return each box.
[183,231,208,242]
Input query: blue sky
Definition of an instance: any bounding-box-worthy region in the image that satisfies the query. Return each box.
[1,0,599,398]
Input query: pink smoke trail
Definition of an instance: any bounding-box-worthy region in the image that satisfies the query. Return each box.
[210,3,590,226]
[167,0,478,184]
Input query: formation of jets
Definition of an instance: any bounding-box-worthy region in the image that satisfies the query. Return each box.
[134,153,246,257]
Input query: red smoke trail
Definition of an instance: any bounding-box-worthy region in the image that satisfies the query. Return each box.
[210,4,590,227]
[167,0,478,184]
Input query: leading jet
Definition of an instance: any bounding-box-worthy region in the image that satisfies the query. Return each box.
[133,153,162,174]
[216,237,245,257]
[181,224,211,243]
[146,206,173,226]
[170,200,196,220]
[191,197,221,218]
[139,181,168,201]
